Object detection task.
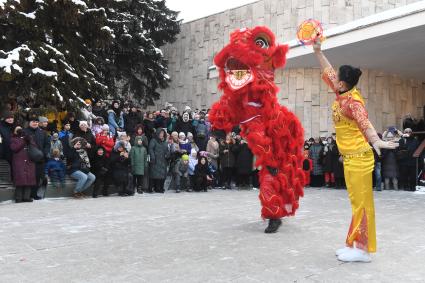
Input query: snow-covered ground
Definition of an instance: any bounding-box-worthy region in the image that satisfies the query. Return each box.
[0,188,424,282]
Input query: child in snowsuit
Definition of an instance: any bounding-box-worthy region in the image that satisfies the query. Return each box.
[173,154,189,193]
[45,148,66,189]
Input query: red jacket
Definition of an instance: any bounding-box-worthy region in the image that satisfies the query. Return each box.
[95,133,115,157]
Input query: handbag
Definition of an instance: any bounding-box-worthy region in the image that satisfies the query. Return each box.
[27,145,44,162]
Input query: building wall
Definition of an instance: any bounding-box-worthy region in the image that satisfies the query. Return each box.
[156,0,424,136]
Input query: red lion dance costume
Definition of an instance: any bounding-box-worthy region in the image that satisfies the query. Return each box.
[209,26,308,233]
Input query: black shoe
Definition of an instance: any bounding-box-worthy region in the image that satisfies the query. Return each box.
[23,198,33,202]
[176,189,181,193]
[33,196,42,200]
[15,199,22,203]
[264,219,282,234]
[203,188,207,192]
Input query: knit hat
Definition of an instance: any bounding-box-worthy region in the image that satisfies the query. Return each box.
[101,124,109,131]
[184,106,191,112]
[181,154,189,161]
[38,116,48,123]
[2,111,14,119]
[79,120,88,127]
[52,132,59,140]
[179,132,186,139]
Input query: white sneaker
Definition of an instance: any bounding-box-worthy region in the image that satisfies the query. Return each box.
[337,247,371,262]
[335,246,352,256]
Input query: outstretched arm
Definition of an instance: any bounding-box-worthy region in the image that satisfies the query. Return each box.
[313,41,339,95]
[313,41,332,71]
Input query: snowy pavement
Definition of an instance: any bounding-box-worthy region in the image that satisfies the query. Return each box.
[1,188,424,282]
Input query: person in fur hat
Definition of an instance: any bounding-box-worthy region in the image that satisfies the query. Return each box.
[91,116,106,136]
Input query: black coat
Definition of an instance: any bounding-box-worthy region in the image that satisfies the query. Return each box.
[381,148,398,178]
[124,112,143,135]
[234,143,253,175]
[143,119,155,141]
[219,143,236,169]
[175,120,194,136]
[92,106,108,123]
[66,148,87,174]
[110,150,130,184]
[24,127,50,159]
[91,150,110,177]
[0,120,14,163]
[398,137,419,166]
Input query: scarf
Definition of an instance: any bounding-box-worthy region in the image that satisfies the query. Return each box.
[77,148,90,168]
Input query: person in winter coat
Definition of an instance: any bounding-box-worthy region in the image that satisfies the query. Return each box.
[91,146,110,197]
[333,143,345,189]
[91,116,105,136]
[110,141,132,196]
[92,100,108,123]
[148,129,169,193]
[187,132,199,153]
[178,132,191,154]
[108,100,124,136]
[74,121,96,158]
[176,112,194,136]
[24,117,50,199]
[124,105,143,137]
[173,154,189,193]
[234,139,254,188]
[45,149,66,189]
[308,138,324,187]
[64,112,79,134]
[10,126,36,202]
[381,131,399,190]
[206,134,219,171]
[48,132,64,159]
[398,128,419,191]
[322,137,336,187]
[59,122,73,159]
[67,137,96,198]
[195,118,209,151]
[130,136,148,194]
[188,149,198,191]
[81,100,97,129]
[114,132,131,153]
[130,124,148,148]
[194,156,212,192]
[95,124,115,157]
[0,111,15,165]
[143,112,156,142]
[219,134,236,190]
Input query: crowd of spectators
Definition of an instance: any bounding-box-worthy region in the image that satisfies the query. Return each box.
[0,100,260,203]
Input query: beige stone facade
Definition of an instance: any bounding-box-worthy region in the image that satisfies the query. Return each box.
[157,0,425,137]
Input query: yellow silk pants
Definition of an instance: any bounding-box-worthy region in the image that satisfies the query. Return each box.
[343,149,376,253]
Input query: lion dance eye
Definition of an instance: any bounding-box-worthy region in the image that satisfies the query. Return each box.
[255,37,269,49]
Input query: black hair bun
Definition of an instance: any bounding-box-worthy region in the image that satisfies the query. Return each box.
[338,65,362,89]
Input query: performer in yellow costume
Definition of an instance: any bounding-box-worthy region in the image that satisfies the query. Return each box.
[313,41,398,262]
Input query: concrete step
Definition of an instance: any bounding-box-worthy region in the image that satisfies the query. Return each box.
[0,178,124,202]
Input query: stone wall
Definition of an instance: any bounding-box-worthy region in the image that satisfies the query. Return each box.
[155,0,424,136]
[278,68,425,138]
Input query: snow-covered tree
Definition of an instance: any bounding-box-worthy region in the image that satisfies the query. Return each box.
[0,0,180,110]
[98,0,180,106]
[0,0,113,109]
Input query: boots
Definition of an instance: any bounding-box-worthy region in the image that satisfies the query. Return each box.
[264,219,282,233]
